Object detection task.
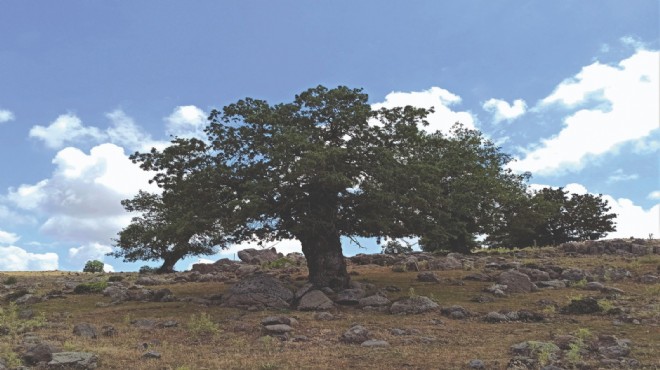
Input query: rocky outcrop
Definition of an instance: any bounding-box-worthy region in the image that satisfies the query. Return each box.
[221,273,293,309]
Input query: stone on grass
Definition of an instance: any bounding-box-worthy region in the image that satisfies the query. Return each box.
[336,289,366,305]
[562,296,601,314]
[361,339,390,348]
[340,325,370,344]
[417,271,440,282]
[358,295,391,308]
[484,311,509,323]
[22,343,54,365]
[297,290,334,311]
[222,273,293,309]
[390,296,439,315]
[263,324,293,334]
[48,352,98,369]
[313,311,335,321]
[142,351,161,359]
[468,359,485,369]
[498,270,537,293]
[72,323,97,339]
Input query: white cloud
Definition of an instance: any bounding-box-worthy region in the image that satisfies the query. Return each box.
[371,87,475,133]
[606,169,639,184]
[0,246,59,271]
[29,110,166,151]
[69,242,113,262]
[511,48,659,175]
[648,191,660,200]
[29,114,105,149]
[166,105,207,139]
[0,230,20,245]
[103,263,115,272]
[218,238,302,258]
[0,109,15,123]
[482,98,527,123]
[605,197,659,239]
[7,143,158,245]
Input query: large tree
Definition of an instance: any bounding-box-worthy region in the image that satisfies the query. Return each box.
[486,187,617,248]
[116,86,527,289]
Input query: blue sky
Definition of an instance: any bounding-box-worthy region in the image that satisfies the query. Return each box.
[0,1,658,272]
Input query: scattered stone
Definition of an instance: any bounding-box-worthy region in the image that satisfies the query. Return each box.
[261,316,297,326]
[417,271,440,283]
[536,280,566,289]
[484,284,508,297]
[297,290,334,311]
[361,339,390,348]
[336,288,366,305]
[390,296,439,315]
[237,247,279,265]
[263,324,293,335]
[440,305,470,320]
[427,256,462,270]
[135,276,167,286]
[72,323,97,339]
[585,281,604,290]
[518,267,550,281]
[313,312,335,321]
[404,257,420,272]
[142,351,161,359]
[498,270,538,293]
[101,325,117,337]
[48,352,98,369]
[463,273,492,282]
[639,274,659,284]
[22,343,54,365]
[221,273,294,309]
[484,311,509,323]
[358,295,391,308]
[468,359,485,369]
[340,325,370,344]
[560,268,588,281]
[471,295,495,303]
[562,296,602,314]
[131,319,158,329]
[510,340,560,359]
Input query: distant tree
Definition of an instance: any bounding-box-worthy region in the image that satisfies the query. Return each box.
[486,187,617,248]
[117,86,528,289]
[83,260,104,273]
[381,240,413,255]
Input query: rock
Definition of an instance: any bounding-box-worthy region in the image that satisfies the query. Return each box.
[340,325,370,344]
[417,272,440,282]
[427,256,462,270]
[639,274,659,284]
[237,247,280,265]
[463,273,492,282]
[48,352,98,369]
[471,295,495,303]
[516,310,545,322]
[484,311,509,323]
[404,257,419,272]
[390,296,439,314]
[72,323,97,339]
[14,294,41,305]
[336,289,366,305]
[536,280,566,289]
[484,283,508,296]
[263,324,293,334]
[597,335,631,359]
[510,341,560,359]
[101,325,117,337]
[468,359,485,369]
[261,316,297,326]
[191,263,217,274]
[440,305,470,320]
[142,351,161,359]
[361,339,390,348]
[585,281,604,290]
[222,273,293,309]
[498,270,538,293]
[560,268,588,281]
[562,296,602,314]
[236,265,260,276]
[135,276,167,286]
[518,267,550,281]
[359,295,391,308]
[131,319,158,329]
[313,312,335,321]
[23,343,54,365]
[297,290,334,311]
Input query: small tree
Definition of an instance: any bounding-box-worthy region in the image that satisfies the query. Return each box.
[381,240,413,255]
[83,260,104,273]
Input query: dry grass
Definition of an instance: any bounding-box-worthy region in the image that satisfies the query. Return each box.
[1,252,659,369]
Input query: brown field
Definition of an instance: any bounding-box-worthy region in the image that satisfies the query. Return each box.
[1,247,658,370]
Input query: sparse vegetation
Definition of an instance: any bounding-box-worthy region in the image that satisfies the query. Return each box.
[187,312,219,338]
[83,260,105,273]
[73,280,108,294]
[2,276,18,285]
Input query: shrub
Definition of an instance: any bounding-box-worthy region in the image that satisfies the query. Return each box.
[264,258,294,269]
[108,275,124,282]
[187,312,219,337]
[83,260,104,273]
[382,240,413,255]
[2,276,18,285]
[73,281,108,294]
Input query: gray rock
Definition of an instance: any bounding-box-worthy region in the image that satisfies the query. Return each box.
[135,276,167,286]
[101,325,117,337]
[142,351,161,359]
[562,296,602,314]
[484,311,508,323]
[639,274,659,284]
[23,343,54,365]
[222,273,293,309]
[537,280,566,289]
[72,323,97,339]
[336,289,366,305]
[313,311,335,321]
[361,339,390,348]
[359,295,391,308]
[498,270,538,293]
[48,352,98,369]
[340,325,370,344]
[261,316,296,326]
[417,271,440,282]
[585,281,604,290]
[427,256,462,270]
[237,247,280,265]
[440,305,470,319]
[236,265,260,276]
[468,359,485,369]
[298,290,334,311]
[390,296,439,315]
[131,319,158,329]
[510,341,559,359]
[404,257,419,272]
[263,324,293,334]
[560,268,588,281]
[14,294,41,305]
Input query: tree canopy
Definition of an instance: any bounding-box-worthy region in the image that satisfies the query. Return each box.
[111,85,613,289]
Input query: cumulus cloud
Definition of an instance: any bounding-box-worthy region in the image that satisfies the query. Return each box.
[606,169,639,184]
[482,98,527,123]
[7,143,158,245]
[0,246,58,271]
[68,242,113,263]
[29,110,165,151]
[0,109,15,123]
[218,238,302,258]
[648,191,660,200]
[0,230,20,244]
[166,105,207,139]
[103,263,115,272]
[29,114,105,149]
[371,87,475,133]
[510,48,659,175]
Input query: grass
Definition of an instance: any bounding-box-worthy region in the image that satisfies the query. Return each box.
[0,251,658,369]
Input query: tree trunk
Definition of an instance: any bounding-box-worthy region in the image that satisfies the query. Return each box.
[158,254,179,274]
[299,231,350,291]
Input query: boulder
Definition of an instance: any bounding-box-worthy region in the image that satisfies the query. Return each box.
[441,305,470,320]
[390,296,439,315]
[48,352,98,369]
[498,270,537,293]
[359,295,391,308]
[417,272,440,282]
[340,325,370,344]
[23,343,54,365]
[562,296,601,314]
[297,290,334,311]
[72,323,97,339]
[336,289,366,305]
[221,274,293,309]
[484,311,508,323]
[361,339,390,348]
[237,247,280,265]
[427,256,462,270]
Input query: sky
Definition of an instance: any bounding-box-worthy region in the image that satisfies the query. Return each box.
[0,1,658,272]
